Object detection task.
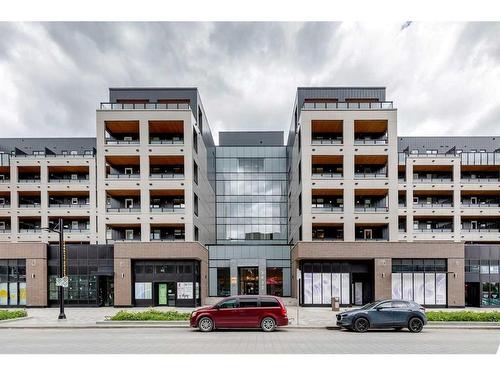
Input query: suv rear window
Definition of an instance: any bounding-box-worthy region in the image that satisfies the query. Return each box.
[260,298,280,307]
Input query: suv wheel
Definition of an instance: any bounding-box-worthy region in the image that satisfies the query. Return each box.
[198,317,214,332]
[408,317,424,333]
[353,317,369,333]
[261,317,276,332]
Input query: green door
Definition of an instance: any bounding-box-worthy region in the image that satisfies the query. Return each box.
[158,283,167,305]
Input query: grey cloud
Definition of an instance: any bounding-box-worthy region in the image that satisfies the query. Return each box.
[0,22,500,139]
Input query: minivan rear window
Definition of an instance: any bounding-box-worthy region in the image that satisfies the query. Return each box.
[260,298,280,307]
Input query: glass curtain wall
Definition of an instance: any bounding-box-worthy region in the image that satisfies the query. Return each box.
[215,147,288,243]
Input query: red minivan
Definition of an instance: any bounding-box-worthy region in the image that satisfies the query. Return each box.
[190,295,288,332]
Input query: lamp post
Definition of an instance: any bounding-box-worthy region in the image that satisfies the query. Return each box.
[43,218,66,320]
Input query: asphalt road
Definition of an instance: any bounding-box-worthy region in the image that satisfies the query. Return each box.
[2,327,499,354]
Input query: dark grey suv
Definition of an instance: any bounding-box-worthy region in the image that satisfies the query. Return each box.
[336,299,427,333]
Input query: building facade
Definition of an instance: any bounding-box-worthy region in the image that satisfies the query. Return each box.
[0,87,499,308]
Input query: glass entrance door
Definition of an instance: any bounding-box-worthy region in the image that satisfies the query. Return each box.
[158,283,168,305]
[238,267,259,295]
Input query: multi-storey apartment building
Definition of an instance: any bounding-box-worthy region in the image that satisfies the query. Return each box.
[0,86,498,309]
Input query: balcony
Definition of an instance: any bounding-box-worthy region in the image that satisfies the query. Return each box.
[413,191,454,209]
[150,190,185,213]
[0,218,11,233]
[105,156,140,180]
[355,224,389,241]
[355,189,388,212]
[49,218,91,233]
[398,217,407,233]
[413,218,453,233]
[312,224,344,241]
[311,155,343,179]
[0,166,10,183]
[355,155,388,179]
[461,168,499,183]
[302,101,393,110]
[150,225,185,241]
[105,121,140,144]
[48,166,90,183]
[49,192,90,208]
[106,225,141,242]
[100,102,190,110]
[149,156,184,179]
[311,120,343,145]
[354,120,388,145]
[106,190,141,213]
[311,189,343,213]
[461,218,500,233]
[0,193,10,208]
[413,165,453,184]
[149,120,184,144]
[18,218,42,233]
[18,192,41,208]
[18,166,41,183]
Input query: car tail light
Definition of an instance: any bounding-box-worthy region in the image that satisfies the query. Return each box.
[280,305,287,316]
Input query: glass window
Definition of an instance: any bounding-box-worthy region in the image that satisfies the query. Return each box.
[239,298,258,308]
[217,268,230,297]
[218,298,238,309]
[377,301,392,309]
[391,301,409,308]
[266,267,283,296]
[260,297,280,307]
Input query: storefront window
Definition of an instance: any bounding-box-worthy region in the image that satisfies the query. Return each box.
[266,267,283,296]
[134,282,152,300]
[217,268,230,296]
[0,260,26,306]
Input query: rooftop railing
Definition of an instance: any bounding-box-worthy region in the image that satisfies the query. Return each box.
[302,101,393,110]
[100,102,190,110]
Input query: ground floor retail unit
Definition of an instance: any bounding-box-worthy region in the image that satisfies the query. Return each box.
[2,241,500,308]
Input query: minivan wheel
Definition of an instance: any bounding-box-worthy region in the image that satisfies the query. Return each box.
[198,317,214,332]
[261,317,276,332]
[408,317,424,333]
[353,317,369,333]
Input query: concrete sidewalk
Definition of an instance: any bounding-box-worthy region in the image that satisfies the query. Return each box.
[1,306,499,329]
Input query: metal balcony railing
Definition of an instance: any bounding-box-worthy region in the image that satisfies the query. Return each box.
[354,138,388,145]
[355,206,389,212]
[19,228,42,233]
[100,102,190,110]
[312,172,343,179]
[462,228,500,232]
[48,203,89,208]
[460,178,500,183]
[0,204,11,208]
[414,203,453,208]
[461,203,500,207]
[413,178,453,183]
[355,237,388,241]
[149,173,185,179]
[106,174,140,179]
[49,178,89,183]
[65,228,91,233]
[105,139,140,145]
[354,173,387,179]
[302,101,393,110]
[150,206,185,213]
[150,236,186,241]
[18,179,40,183]
[311,138,343,145]
[414,228,453,233]
[106,207,141,213]
[311,206,343,212]
[149,139,184,145]
[18,203,41,208]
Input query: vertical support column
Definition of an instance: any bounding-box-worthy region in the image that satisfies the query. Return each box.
[230,259,238,296]
[139,119,150,242]
[406,160,414,241]
[374,258,392,300]
[343,118,355,241]
[10,161,19,242]
[452,160,461,242]
[447,258,465,307]
[40,161,49,243]
[259,259,267,295]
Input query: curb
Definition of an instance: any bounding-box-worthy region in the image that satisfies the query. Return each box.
[0,316,33,324]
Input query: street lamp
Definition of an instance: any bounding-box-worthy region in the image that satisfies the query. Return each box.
[42,218,67,320]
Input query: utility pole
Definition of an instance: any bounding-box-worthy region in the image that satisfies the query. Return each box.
[58,218,66,320]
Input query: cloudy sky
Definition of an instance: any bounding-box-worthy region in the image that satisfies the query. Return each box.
[0,22,499,142]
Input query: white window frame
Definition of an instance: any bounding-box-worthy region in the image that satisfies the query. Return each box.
[363,229,372,240]
[71,197,79,205]
[0,221,5,230]
[71,221,79,230]
[123,136,133,142]
[124,167,133,175]
[470,197,478,205]
[471,221,478,230]
[0,197,5,205]
[125,229,134,240]
[125,198,134,209]
[71,173,78,180]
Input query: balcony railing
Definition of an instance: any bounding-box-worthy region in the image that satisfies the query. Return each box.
[0,204,11,208]
[150,206,185,213]
[354,206,389,212]
[462,228,500,232]
[0,229,11,233]
[414,228,453,233]
[311,138,343,145]
[303,101,393,110]
[100,102,190,110]
[413,178,453,183]
[354,173,387,179]
[149,173,185,179]
[312,237,344,241]
[0,179,10,183]
[150,236,186,241]
[18,203,41,208]
[460,178,500,183]
[461,203,500,207]
[49,178,89,183]
[18,179,40,183]
[398,203,406,208]
[355,237,388,241]
[354,138,388,145]
[311,206,343,212]
[106,207,141,213]
[106,173,140,179]
[65,228,91,233]
[149,138,184,145]
[49,203,89,208]
[13,153,94,158]
[414,203,453,208]
[105,138,140,145]
[19,228,42,233]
